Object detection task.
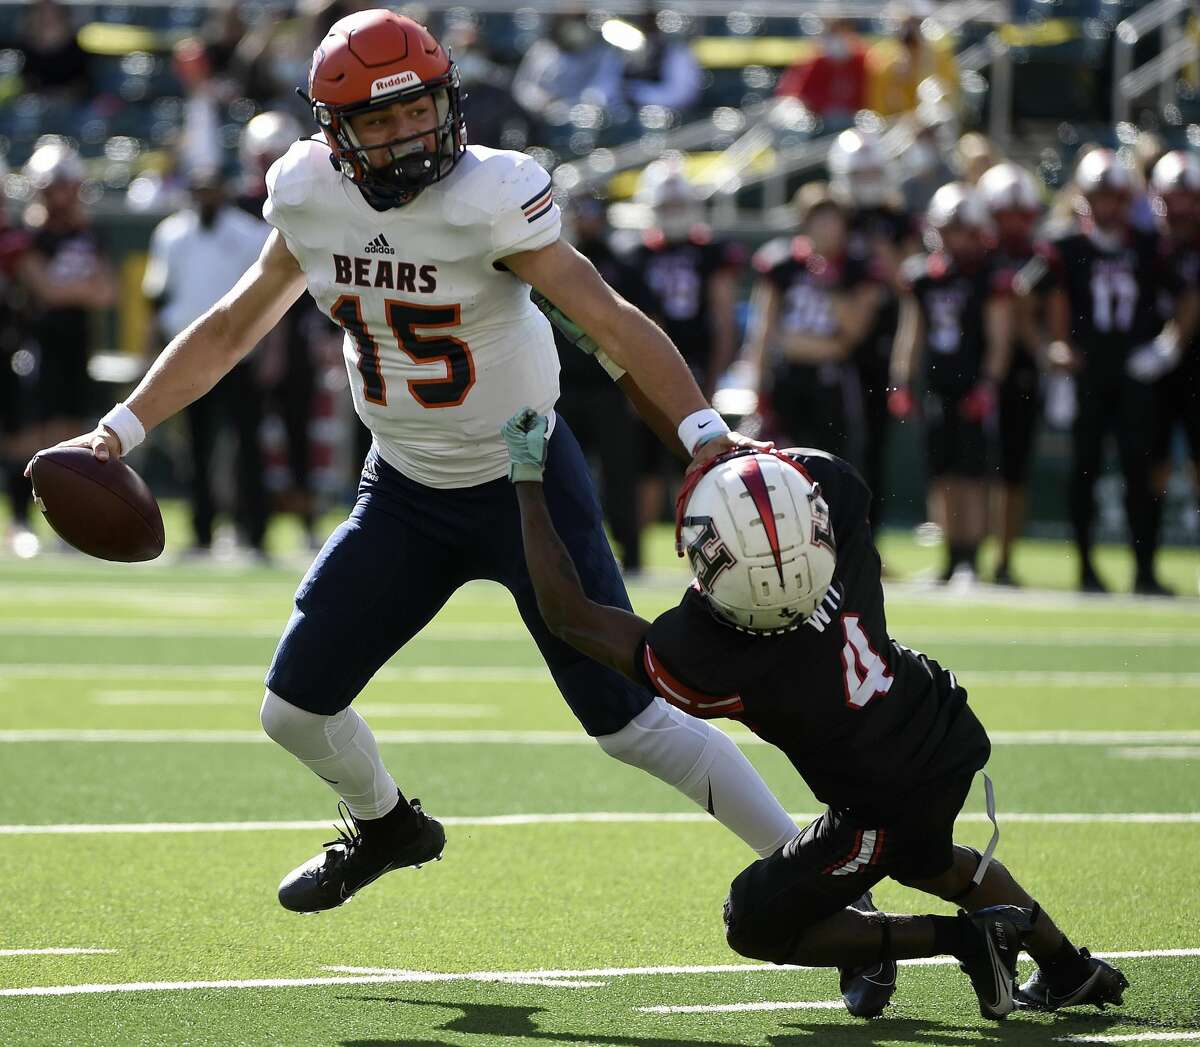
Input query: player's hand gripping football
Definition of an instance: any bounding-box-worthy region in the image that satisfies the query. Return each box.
[502,408,550,483]
[23,427,121,478]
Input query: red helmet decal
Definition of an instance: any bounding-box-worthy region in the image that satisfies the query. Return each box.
[732,455,784,584]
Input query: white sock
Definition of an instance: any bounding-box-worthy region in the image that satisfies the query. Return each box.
[597,697,798,858]
[259,690,399,821]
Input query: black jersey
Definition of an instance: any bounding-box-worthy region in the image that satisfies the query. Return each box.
[848,206,912,366]
[1044,228,1176,368]
[754,235,872,338]
[637,449,990,819]
[28,225,106,355]
[630,227,744,373]
[991,236,1041,366]
[904,252,1008,397]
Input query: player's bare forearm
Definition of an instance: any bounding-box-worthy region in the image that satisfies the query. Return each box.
[616,373,688,461]
[983,297,1013,385]
[514,482,650,680]
[505,241,709,424]
[127,230,305,431]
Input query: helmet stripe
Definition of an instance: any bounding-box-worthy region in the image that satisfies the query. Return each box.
[733,456,784,585]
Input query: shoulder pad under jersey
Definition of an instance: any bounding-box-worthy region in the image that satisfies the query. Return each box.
[456,146,561,268]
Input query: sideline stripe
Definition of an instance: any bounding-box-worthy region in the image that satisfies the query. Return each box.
[638,1001,843,1013]
[0,811,1198,836]
[3,728,1200,746]
[2,950,1195,998]
[0,949,115,957]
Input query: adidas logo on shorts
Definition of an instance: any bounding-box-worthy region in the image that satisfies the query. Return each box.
[364,234,395,255]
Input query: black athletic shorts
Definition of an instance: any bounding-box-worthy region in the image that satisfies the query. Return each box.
[1152,350,1200,466]
[723,772,976,964]
[997,354,1041,485]
[33,341,92,422]
[924,390,990,479]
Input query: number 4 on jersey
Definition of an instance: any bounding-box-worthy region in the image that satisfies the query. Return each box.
[840,614,893,708]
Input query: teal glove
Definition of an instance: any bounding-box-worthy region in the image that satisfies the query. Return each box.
[530,289,600,354]
[502,408,550,483]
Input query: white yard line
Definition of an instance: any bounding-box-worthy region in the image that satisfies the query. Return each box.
[4,663,1200,688]
[0,949,115,957]
[637,1001,843,1013]
[0,811,1198,837]
[1058,1035,1200,1044]
[2,950,1195,999]
[1112,747,1200,760]
[3,728,1200,745]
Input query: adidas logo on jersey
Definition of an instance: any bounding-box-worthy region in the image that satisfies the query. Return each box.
[364,234,396,256]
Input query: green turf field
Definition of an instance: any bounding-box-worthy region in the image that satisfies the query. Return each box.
[1,525,1198,1046]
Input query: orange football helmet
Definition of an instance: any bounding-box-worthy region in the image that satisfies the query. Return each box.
[306,10,466,209]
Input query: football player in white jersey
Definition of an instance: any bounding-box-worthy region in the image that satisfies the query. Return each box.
[36,10,798,912]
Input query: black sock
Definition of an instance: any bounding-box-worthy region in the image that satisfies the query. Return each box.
[359,790,420,846]
[929,913,981,961]
[1038,935,1091,992]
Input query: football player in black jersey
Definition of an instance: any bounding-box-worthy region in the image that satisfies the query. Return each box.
[977,163,1046,586]
[501,409,1129,1021]
[744,182,882,461]
[829,129,918,534]
[889,183,1011,583]
[1147,151,1200,548]
[1037,148,1197,594]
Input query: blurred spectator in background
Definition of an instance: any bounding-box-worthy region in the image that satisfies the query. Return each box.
[775,19,866,127]
[18,0,90,101]
[236,112,330,550]
[442,18,530,151]
[513,12,626,129]
[978,162,1045,585]
[889,183,1010,585]
[866,6,959,117]
[629,159,742,528]
[143,169,271,560]
[17,140,114,462]
[956,132,995,185]
[620,11,702,115]
[553,194,645,572]
[0,157,35,556]
[830,126,917,533]
[1147,151,1200,558]
[745,182,881,460]
[901,116,957,215]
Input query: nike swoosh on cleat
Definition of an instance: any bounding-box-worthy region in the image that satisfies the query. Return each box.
[316,773,339,785]
[984,932,1012,1015]
[705,780,715,816]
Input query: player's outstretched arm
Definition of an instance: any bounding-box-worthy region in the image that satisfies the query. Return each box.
[29,231,306,467]
[502,409,651,680]
[506,241,765,470]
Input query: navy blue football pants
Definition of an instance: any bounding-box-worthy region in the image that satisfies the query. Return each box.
[265,418,653,736]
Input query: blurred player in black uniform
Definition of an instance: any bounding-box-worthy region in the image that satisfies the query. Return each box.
[745,183,881,460]
[502,408,1129,1021]
[237,111,330,548]
[17,141,115,456]
[978,162,1045,585]
[1037,149,1196,594]
[0,168,34,552]
[1147,151,1200,547]
[829,128,917,532]
[629,160,742,526]
[550,194,645,571]
[890,183,1011,583]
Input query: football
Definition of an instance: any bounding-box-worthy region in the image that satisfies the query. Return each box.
[29,447,165,562]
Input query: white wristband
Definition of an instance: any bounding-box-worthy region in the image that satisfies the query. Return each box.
[99,403,146,456]
[677,408,729,456]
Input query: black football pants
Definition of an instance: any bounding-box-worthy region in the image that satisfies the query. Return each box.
[1068,369,1156,575]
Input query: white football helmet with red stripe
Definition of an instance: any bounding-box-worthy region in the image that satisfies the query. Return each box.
[675,450,836,632]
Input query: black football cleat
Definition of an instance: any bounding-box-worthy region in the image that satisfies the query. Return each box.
[956,905,1033,1020]
[1133,574,1174,598]
[1015,949,1129,1011]
[278,799,445,914]
[1079,566,1109,594]
[992,564,1019,588]
[838,893,897,1018]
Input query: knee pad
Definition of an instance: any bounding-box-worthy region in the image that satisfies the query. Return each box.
[594,696,708,784]
[260,689,348,760]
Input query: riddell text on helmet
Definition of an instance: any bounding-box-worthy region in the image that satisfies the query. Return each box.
[370,70,422,97]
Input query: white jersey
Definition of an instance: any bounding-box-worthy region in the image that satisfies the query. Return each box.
[264,140,562,488]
